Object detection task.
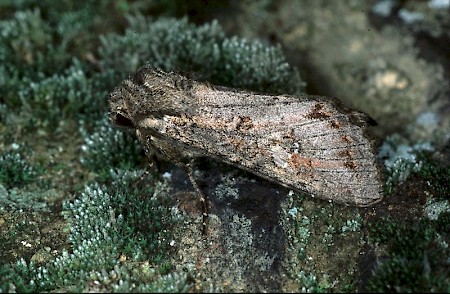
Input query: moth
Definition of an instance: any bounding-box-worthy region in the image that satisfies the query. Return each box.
[108,65,384,231]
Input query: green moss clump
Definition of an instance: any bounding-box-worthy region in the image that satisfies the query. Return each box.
[0,146,37,189]
[79,116,144,179]
[104,169,179,263]
[369,139,449,292]
[0,1,120,76]
[15,60,93,129]
[366,215,449,293]
[417,156,450,201]
[0,9,54,77]
[0,3,125,131]
[99,16,305,95]
[0,169,186,292]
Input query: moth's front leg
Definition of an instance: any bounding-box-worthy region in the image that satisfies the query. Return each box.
[137,127,209,236]
[186,159,209,236]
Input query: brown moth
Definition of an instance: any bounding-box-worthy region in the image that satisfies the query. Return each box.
[108,65,384,214]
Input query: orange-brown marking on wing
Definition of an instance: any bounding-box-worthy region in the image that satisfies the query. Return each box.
[307,103,333,120]
[289,153,313,169]
[341,135,353,144]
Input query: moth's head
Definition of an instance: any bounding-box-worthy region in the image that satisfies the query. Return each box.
[129,65,192,113]
[107,66,159,129]
[108,65,191,129]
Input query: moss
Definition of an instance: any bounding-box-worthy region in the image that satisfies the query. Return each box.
[105,169,179,263]
[0,170,185,292]
[366,142,450,292]
[79,117,144,179]
[0,145,37,189]
[0,0,123,67]
[0,9,54,77]
[14,60,95,129]
[0,260,35,293]
[366,215,449,292]
[99,16,305,95]
[0,3,126,132]
[416,155,450,201]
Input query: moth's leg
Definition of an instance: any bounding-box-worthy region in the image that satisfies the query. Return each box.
[186,160,208,236]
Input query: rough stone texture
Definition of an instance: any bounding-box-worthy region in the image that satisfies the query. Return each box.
[166,160,364,292]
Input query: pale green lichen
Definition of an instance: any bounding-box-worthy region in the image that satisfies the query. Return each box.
[424,198,450,221]
[378,134,434,193]
[214,174,240,201]
[281,191,363,292]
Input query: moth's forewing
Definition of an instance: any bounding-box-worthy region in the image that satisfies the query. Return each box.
[143,85,383,206]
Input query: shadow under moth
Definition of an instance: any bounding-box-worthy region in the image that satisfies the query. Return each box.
[108,65,384,233]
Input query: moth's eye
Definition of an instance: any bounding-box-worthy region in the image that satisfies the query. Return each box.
[133,67,147,85]
[115,113,133,127]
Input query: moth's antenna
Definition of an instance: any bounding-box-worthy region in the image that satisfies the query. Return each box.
[187,160,208,236]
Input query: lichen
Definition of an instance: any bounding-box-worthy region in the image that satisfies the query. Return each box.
[280,191,363,292]
[378,134,435,193]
